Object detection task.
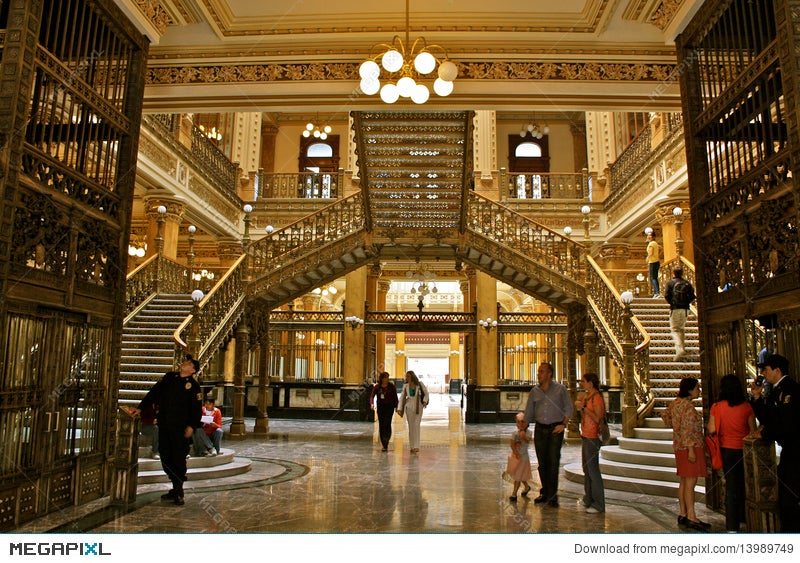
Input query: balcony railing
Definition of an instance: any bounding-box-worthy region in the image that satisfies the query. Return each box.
[499,170,587,200]
[255,170,343,200]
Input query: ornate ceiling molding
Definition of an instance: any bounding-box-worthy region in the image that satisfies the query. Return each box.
[646,0,685,31]
[147,60,677,86]
[133,0,175,34]
[197,0,612,37]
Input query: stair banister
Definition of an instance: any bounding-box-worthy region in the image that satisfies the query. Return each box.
[173,254,248,370]
[125,254,189,320]
[585,256,652,437]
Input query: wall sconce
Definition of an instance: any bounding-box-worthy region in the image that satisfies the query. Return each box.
[644,226,654,236]
[450,349,460,356]
[395,349,406,356]
[315,338,326,346]
[527,340,537,348]
[479,317,497,331]
[345,315,365,329]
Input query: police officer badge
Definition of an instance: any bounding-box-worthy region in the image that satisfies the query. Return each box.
[185,382,192,390]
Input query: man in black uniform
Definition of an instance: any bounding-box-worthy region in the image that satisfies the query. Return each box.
[750,353,800,532]
[135,354,202,506]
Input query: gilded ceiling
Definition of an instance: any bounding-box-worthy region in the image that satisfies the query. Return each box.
[121,0,703,112]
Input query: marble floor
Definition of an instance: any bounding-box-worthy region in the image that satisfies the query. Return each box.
[17,393,727,535]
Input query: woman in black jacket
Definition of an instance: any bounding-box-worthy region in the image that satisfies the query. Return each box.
[370,371,399,451]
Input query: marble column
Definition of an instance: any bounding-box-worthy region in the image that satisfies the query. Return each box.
[144,198,184,261]
[343,267,366,385]
[376,278,391,375]
[229,322,249,439]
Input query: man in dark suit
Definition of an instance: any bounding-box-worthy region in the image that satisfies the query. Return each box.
[134,354,203,506]
[750,353,800,532]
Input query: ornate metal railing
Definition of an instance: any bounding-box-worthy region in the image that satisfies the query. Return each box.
[606,113,684,212]
[173,254,247,370]
[255,170,343,200]
[500,171,587,200]
[248,193,365,280]
[585,256,652,437]
[465,191,585,283]
[125,255,188,319]
[142,115,241,208]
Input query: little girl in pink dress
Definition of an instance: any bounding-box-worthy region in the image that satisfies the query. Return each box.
[506,412,533,501]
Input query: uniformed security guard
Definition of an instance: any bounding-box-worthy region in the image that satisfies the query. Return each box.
[750,353,800,532]
[135,354,203,506]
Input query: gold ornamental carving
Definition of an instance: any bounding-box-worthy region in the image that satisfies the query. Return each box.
[147,60,677,86]
[647,0,685,32]
[134,1,174,34]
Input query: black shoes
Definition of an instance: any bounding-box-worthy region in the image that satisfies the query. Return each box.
[678,515,688,527]
[161,489,185,505]
[687,519,711,531]
[548,499,559,508]
[509,496,517,502]
[533,495,546,504]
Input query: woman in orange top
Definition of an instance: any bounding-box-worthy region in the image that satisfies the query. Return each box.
[575,372,606,513]
[707,374,756,532]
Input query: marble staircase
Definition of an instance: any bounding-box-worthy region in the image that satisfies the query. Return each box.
[136,447,252,483]
[565,297,704,498]
[119,294,194,408]
[122,294,252,481]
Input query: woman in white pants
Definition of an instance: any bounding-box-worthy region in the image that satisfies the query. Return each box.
[397,370,428,453]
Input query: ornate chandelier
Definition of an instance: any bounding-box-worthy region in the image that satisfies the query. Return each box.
[406,263,438,301]
[303,115,332,140]
[519,115,549,139]
[358,0,457,104]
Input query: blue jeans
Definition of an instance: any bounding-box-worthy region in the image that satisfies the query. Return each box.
[649,262,660,295]
[533,424,565,502]
[193,428,223,454]
[581,437,605,511]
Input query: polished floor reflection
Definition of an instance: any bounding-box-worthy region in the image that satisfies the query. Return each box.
[18,393,725,533]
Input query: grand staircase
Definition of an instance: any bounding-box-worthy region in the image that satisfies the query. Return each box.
[565,297,704,498]
[119,294,194,408]
[121,293,252,480]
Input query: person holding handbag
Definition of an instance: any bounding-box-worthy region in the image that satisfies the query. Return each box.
[397,370,428,454]
[707,374,756,532]
[370,371,399,451]
[575,372,606,514]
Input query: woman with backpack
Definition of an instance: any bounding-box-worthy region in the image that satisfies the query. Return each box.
[397,370,428,454]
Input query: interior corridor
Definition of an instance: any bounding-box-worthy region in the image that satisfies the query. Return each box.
[16,392,726,534]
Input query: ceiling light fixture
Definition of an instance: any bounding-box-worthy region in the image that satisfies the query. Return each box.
[358,0,457,104]
[519,114,549,139]
[303,115,332,140]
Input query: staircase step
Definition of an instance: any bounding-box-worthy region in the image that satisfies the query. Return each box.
[633,427,672,440]
[137,454,252,484]
[617,436,675,454]
[600,444,676,467]
[564,463,706,500]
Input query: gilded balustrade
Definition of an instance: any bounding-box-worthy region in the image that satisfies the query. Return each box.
[173,254,247,369]
[143,115,240,208]
[501,171,586,200]
[125,255,188,319]
[255,171,343,200]
[466,192,584,283]
[248,193,365,280]
[585,256,651,436]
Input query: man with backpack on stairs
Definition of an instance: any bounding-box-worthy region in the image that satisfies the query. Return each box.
[664,267,695,362]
